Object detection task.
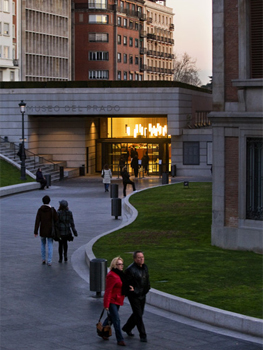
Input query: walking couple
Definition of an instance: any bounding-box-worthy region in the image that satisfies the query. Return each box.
[101,251,150,346]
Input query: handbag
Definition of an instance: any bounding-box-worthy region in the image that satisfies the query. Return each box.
[101,170,104,178]
[96,309,112,338]
[66,233,74,241]
[51,208,61,241]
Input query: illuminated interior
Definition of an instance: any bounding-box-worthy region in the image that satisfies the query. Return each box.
[105,117,169,139]
[98,116,171,174]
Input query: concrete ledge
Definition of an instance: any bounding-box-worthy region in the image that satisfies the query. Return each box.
[0,182,40,197]
[84,187,263,339]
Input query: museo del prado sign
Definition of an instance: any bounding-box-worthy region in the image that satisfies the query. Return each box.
[26,104,121,113]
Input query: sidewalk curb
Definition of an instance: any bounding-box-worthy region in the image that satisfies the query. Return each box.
[84,187,263,339]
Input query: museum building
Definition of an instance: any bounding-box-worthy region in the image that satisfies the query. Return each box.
[0,81,212,177]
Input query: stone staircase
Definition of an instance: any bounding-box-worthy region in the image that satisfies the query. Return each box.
[0,140,79,183]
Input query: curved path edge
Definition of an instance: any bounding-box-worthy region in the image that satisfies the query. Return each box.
[84,187,263,339]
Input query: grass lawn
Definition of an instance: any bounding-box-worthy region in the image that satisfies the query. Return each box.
[93,182,263,319]
[0,159,34,187]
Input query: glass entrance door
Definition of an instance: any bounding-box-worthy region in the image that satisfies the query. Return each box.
[97,140,170,175]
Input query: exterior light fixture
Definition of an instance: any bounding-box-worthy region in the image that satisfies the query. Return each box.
[18,100,27,180]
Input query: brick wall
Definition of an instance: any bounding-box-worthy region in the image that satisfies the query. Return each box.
[225,137,239,227]
[224,0,239,102]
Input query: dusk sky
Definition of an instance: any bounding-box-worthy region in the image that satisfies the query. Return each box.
[165,0,212,85]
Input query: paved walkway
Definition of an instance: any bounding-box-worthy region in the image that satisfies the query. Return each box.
[0,176,262,350]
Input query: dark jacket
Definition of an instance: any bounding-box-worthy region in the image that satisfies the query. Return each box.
[125,262,150,299]
[57,209,77,237]
[36,170,45,181]
[121,169,131,184]
[34,205,57,238]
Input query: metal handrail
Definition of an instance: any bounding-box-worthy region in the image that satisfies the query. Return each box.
[0,137,60,171]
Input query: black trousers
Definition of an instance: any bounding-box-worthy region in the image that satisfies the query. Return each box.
[123,180,136,196]
[58,236,68,259]
[123,296,146,339]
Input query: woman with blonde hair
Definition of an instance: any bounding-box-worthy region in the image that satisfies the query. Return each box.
[101,257,133,346]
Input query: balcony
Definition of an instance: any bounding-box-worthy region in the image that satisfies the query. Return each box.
[140,64,147,72]
[169,23,174,30]
[13,59,19,67]
[147,33,156,40]
[140,31,147,38]
[147,17,153,24]
[140,47,147,55]
[139,13,146,21]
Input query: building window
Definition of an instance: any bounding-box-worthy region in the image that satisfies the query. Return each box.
[135,56,139,65]
[117,52,121,62]
[3,0,9,12]
[117,35,121,44]
[246,138,263,220]
[10,71,14,81]
[135,38,139,48]
[123,36,127,45]
[0,22,2,35]
[89,33,108,42]
[123,71,127,80]
[129,55,133,64]
[135,73,139,80]
[117,17,121,26]
[117,71,121,80]
[123,53,127,63]
[89,15,108,24]
[3,46,9,58]
[129,21,133,29]
[3,23,9,35]
[88,0,107,9]
[0,46,2,57]
[250,0,263,78]
[129,37,133,47]
[129,73,133,80]
[123,18,127,27]
[89,51,109,60]
[89,70,109,80]
[183,142,200,165]
[135,22,139,30]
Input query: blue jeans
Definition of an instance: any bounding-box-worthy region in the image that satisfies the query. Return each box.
[103,304,124,342]
[41,237,53,264]
[104,183,110,191]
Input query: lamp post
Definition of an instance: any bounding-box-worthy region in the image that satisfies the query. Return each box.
[19,100,26,180]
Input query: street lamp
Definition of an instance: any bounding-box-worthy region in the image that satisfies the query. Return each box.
[18,100,26,180]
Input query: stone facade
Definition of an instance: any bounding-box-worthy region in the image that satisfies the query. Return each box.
[209,0,263,253]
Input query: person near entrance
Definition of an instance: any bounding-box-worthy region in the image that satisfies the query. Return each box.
[121,166,136,197]
[122,251,150,342]
[101,164,112,192]
[142,152,149,175]
[131,154,139,177]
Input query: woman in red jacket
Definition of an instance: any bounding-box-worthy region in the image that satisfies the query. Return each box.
[102,257,133,346]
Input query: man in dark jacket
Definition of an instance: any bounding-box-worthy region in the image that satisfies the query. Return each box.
[122,250,150,342]
[121,166,136,197]
[34,195,57,266]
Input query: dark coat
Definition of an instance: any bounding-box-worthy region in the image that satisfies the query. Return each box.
[57,209,77,237]
[125,262,150,299]
[121,169,131,184]
[34,205,58,238]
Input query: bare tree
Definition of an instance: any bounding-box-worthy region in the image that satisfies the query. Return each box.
[173,53,202,86]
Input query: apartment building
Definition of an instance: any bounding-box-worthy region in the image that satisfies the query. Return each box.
[73,0,174,81]
[0,0,19,81]
[209,0,263,253]
[142,0,174,80]
[21,0,72,81]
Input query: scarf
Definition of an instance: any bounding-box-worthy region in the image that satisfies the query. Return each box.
[111,268,130,296]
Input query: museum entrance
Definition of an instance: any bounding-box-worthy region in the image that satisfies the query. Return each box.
[96,139,171,176]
